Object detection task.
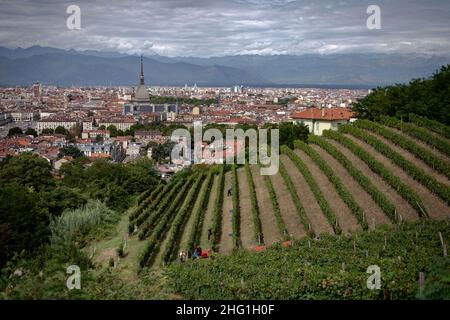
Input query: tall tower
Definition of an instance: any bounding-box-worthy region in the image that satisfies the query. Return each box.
[133,55,150,103]
[139,55,145,85]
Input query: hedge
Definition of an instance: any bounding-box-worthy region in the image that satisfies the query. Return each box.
[263,172,290,240]
[323,129,427,217]
[308,135,397,223]
[354,119,450,179]
[279,160,314,237]
[339,123,450,206]
[245,163,263,244]
[294,140,368,230]
[379,115,450,157]
[282,145,341,234]
[161,174,204,265]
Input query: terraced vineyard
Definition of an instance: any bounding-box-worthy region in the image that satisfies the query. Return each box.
[127,119,450,269]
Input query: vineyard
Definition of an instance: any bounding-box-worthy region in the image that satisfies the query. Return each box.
[95,118,450,297]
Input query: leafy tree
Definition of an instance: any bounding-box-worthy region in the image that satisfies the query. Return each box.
[58,145,84,159]
[41,128,54,135]
[39,186,87,216]
[7,127,23,136]
[0,182,50,266]
[0,152,54,191]
[54,126,69,135]
[107,125,118,137]
[151,141,176,163]
[25,127,38,137]
[353,65,450,125]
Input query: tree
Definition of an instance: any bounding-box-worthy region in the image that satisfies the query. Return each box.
[54,126,69,135]
[151,141,175,163]
[107,125,118,137]
[0,152,54,192]
[41,128,54,135]
[7,127,23,136]
[25,128,38,137]
[58,145,84,159]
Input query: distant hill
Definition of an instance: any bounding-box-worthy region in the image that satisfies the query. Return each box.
[0,46,448,87]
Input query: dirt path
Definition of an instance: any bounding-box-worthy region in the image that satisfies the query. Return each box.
[325,138,418,222]
[251,165,281,246]
[345,134,450,220]
[219,172,234,254]
[390,127,450,162]
[364,129,450,186]
[199,175,219,249]
[293,149,360,234]
[311,144,391,228]
[280,154,334,235]
[237,167,256,249]
[270,171,306,239]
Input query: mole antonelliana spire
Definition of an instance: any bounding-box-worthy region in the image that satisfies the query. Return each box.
[134,54,150,103]
[139,54,144,85]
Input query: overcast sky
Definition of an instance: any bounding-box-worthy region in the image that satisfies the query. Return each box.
[0,0,449,57]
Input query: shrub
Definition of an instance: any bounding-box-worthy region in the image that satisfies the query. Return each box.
[210,166,225,251]
[263,173,289,240]
[245,163,263,244]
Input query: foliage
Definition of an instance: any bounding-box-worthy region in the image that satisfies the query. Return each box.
[323,129,426,217]
[7,127,22,136]
[41,128,54,135]
[263,122,309,148]
[139,176,196,267]
[58,145,84,159]
[378,116,450,158]
[308,135,397,223]
[339,123,450,206]
[356,119,450,179]
[279,160,314,237]
[231,165,241,246]
[244,163,263,244]
[282,146,341,234]
[150,141,176,163]
[161,174,204,265]
[0,152,54,192]
[54,126,69,136]
[25,127,37,137]
[263,173,289,240]
[167,220,450,300]
[352,65,450,125]
[295,140,368,229]
[418,257,450,299]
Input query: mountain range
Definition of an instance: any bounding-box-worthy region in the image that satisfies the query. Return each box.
[0,46,448,88]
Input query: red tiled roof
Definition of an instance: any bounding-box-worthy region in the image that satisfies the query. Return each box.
[291,107,354,121]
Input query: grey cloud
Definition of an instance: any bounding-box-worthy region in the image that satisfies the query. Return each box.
[0,0,449,57]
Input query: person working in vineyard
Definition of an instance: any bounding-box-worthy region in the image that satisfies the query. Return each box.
[193,246,202,259]
[227,185,232,197]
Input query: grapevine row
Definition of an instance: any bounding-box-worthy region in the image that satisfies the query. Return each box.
[282,145,342,234]
[294,140,368,230]
[231,165,240,247]
[323,129,427,217]
[379,115,450,157]
[279,159,314,237]
[263,172,290,240]
[339,124,450,205]
[308,135,397,223]
[161,174,205,265]
[245,163,263,244]
[409,114,450,139]
[129,184,164,222]
[354,119,450,179]
[210,166,225,251]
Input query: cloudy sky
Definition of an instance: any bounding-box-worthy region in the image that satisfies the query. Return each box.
[0,0,449,57]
